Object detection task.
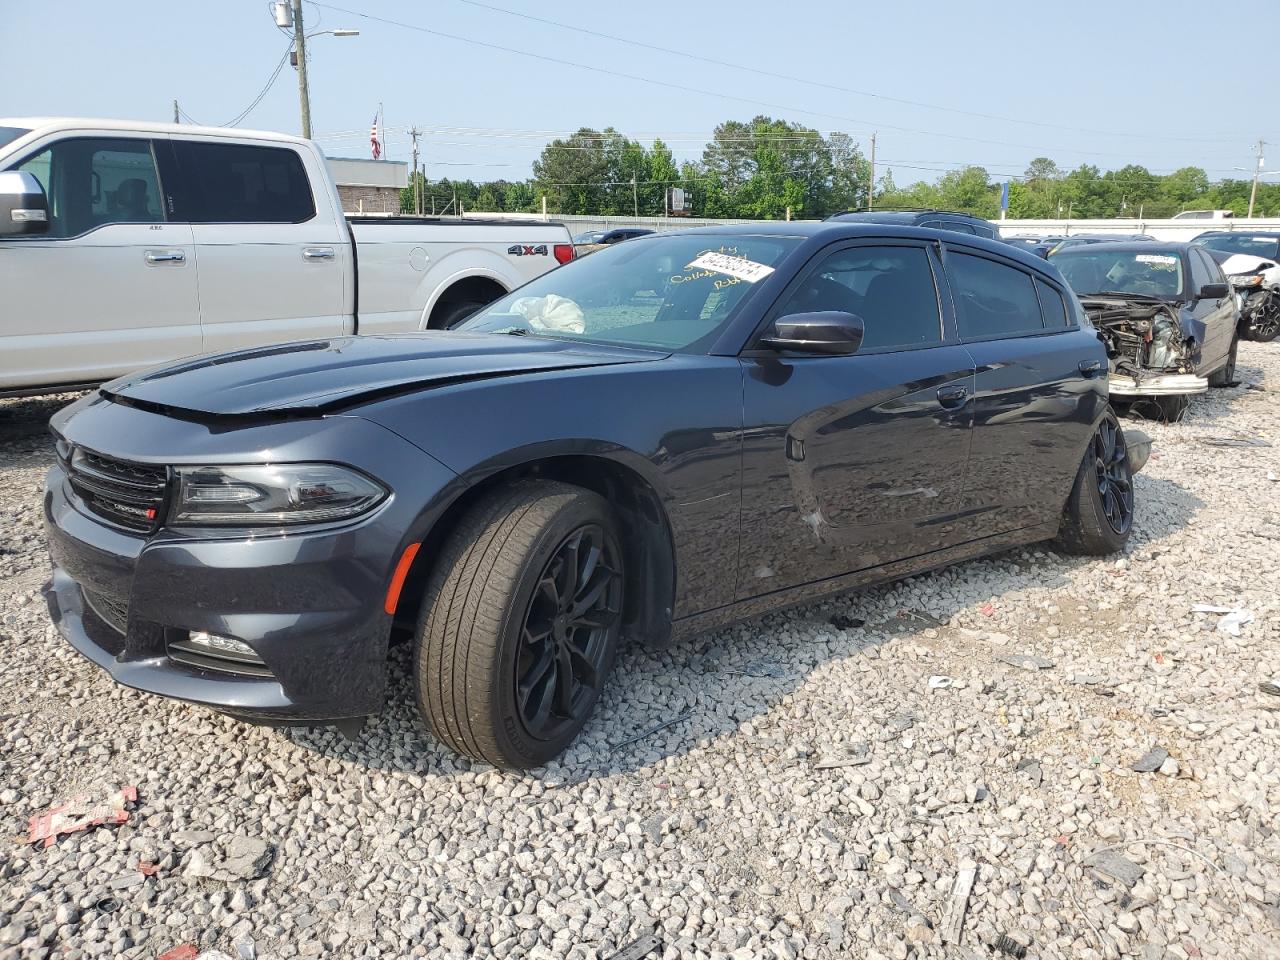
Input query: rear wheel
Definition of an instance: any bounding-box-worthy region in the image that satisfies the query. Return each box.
[1054,409,1134,556]
[1207,333,1239,387]
[415,481,624,769]
[431,299,487,330]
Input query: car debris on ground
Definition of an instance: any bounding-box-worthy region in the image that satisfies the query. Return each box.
[25,785,137,848]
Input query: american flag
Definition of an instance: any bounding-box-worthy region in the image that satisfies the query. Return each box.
[370,114,381,160]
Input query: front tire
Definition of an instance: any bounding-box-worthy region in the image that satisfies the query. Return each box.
[1207,333,1239,387]
[1054,409,1134,556]
[415,481,624,769]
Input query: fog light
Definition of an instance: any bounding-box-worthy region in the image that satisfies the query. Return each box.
[188,631,257,659]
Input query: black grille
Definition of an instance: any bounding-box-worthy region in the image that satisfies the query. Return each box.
[65,447,168,532]
[84,590,130,634]
[167,638,273,678]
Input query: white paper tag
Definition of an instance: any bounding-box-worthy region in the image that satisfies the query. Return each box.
[1135,254,1178,265]
[686,251,775,283]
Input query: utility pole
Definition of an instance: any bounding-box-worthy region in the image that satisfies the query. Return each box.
[868,132,876,211]
[409,127,422,216]
[1249,139,1266,219]
[173,100,180,124]
[631,176,638,218]
[292,0,311,139]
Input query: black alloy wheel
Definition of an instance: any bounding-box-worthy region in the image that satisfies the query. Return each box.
[515,524,622,742]
[1092,415,1133,535]
[1251,292,1280,341]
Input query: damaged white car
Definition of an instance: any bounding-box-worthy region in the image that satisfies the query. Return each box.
[1051,242,1240,421]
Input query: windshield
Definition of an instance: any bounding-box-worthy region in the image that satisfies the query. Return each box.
[572,230,604,244]
[1193,234,1280,259]
[1053,248,1185,299]
[459,233,802,352]
[0,126,31,152]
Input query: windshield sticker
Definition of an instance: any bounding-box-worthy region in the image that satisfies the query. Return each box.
[1135,254,1178,265]
[686,251,776,284]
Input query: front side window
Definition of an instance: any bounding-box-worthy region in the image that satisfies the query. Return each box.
[772,245,943,350]
[460,233,801,352]
[1188,249,1215,293]
[174,141,315,223]
[16,137,164,238]
[948,252,1043,339]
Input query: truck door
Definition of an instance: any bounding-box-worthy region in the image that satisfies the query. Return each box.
[171,138,349,352]
[0,135,201,391]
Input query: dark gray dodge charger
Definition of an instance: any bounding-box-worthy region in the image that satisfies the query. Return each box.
[44,223,1139,769]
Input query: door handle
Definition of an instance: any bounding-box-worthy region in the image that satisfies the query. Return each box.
[144,249,185,264]
[936,384,969,409]
[1078,359,1104,377]
[303,246,335,261]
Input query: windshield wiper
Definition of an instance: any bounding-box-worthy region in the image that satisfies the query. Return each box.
[1086,291,1169,301]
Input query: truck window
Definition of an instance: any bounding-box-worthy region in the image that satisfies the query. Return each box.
[173,141,315,223]
[17,137,165,238]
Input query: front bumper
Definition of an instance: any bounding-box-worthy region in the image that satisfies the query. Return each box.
[1109,373,1208,398]
[42,397,459,722]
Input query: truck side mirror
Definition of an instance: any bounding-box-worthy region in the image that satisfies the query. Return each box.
[0,171,50,237]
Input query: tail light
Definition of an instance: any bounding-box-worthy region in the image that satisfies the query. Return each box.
[553,244,575,265]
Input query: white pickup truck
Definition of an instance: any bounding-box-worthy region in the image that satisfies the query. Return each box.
[0,118,574,395]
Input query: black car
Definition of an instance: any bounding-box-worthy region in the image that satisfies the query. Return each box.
[1051,241,1239,421]
[826,209,999,239]
[1005,235,1068,259]
[573,227,655,246]
[45,223,1137,768]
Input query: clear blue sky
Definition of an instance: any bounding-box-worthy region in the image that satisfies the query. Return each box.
[3,0,1273,186]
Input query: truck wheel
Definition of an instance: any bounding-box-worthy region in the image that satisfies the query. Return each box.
[431,300,487,330]
[1053,409,1134,556]
[1207,334,1239,388]
[415,481,624,769]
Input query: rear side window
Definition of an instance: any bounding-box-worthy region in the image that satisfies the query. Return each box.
[174,141,315,223]
[773,244,942,350]
[948,252,1043,339]
[1035,278,1070,327]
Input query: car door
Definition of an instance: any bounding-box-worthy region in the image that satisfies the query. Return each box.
[944,244,1104,535]
[171,137,349,353]
[1189,247,1235,369]
[0,134,200,391]
[737,239,976,597]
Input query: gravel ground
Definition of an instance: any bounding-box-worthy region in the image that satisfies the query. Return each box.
[1,345,1279,960]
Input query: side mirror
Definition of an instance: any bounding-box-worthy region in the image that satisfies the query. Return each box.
[761,311,865,355]
[0,171,49,237]
[1198,282,1228,301]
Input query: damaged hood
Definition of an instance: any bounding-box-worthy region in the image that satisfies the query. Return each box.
[100,333,662,417]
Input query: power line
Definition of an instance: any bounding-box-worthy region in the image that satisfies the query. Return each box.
[178,41,294,128]
[307,1,1185,159]
[448,0,1252,147]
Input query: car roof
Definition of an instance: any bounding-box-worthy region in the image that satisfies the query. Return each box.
[653,221,1061,276]
[1053,241,1190,255]
[0,116,311,147]
[827,209,989,224]
[1195,230,1280,239]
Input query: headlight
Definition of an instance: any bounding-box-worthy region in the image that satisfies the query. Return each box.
[170,463,387,526]
[1231,274,1264,288]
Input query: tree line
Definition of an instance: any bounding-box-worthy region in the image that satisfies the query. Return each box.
[400,116,1279,220]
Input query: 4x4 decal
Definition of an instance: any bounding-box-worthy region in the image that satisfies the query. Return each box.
[507,244,548,257]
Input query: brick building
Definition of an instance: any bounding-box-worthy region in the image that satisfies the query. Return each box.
[325,157,408,215]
